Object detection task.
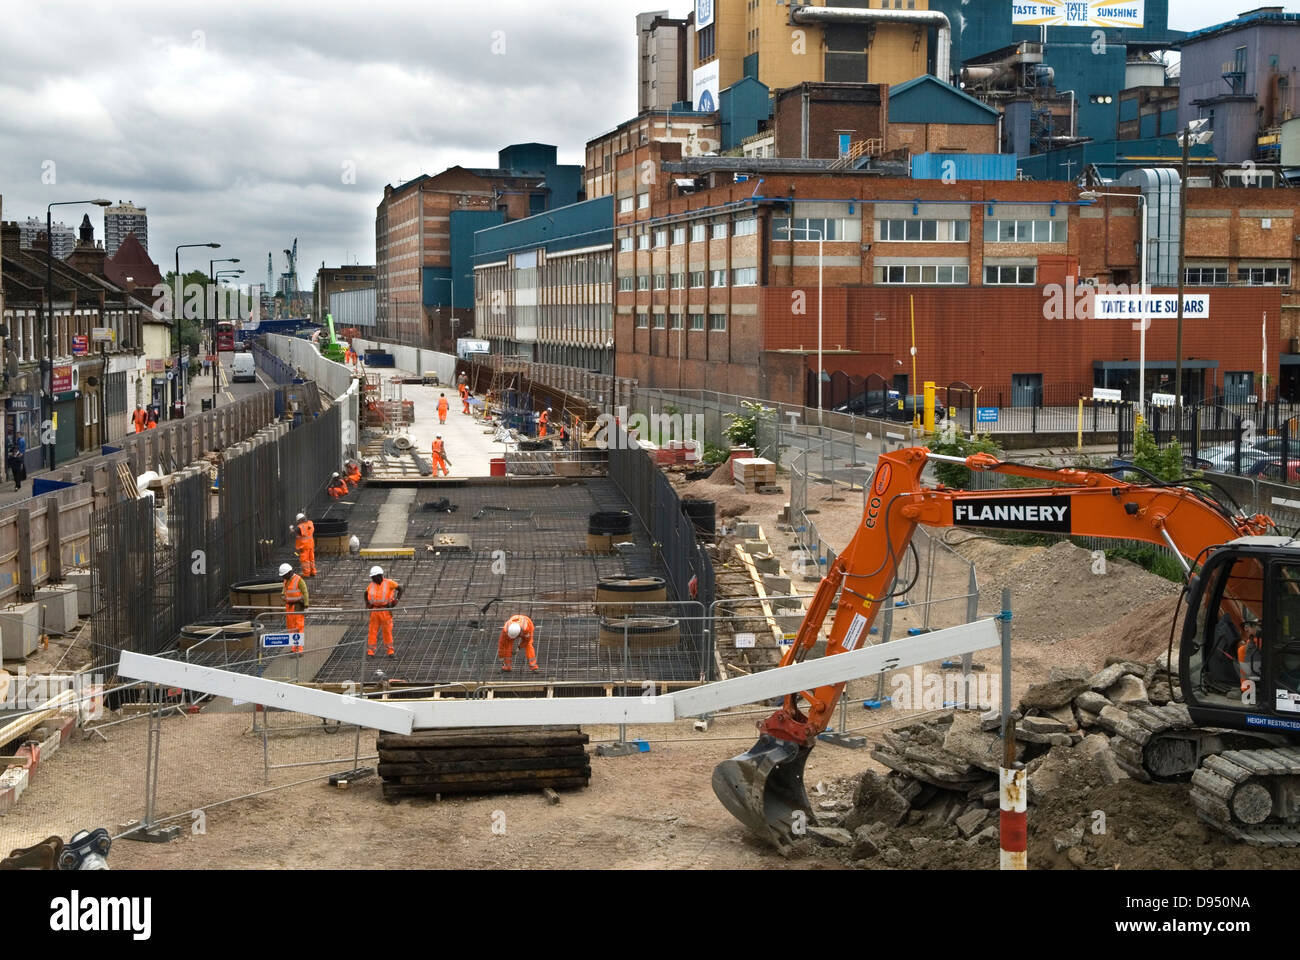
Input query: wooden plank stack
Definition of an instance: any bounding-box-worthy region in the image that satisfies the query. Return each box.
[377,726,591,799]
[733,457,776,492]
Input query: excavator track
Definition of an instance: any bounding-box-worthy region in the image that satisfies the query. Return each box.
[1106,702,1199,781]
[1189,748,1300,845]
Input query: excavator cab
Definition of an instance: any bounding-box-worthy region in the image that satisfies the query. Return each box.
[1183,537,1300,731]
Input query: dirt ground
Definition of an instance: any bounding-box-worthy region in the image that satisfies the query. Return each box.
[7,463,1292,869]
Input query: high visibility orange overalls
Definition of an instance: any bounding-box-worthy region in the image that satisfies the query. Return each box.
[328,477,348,499]
[1238,632,1263,692]
[460,384,470,415]
[346,463,362,488]
[283,573,306,652]
[294,519,316,577]
[437,395,449,424]
[431,438,450,477]
[366,578,398,656]
[538,409,549,439]
[133,408,147,433]
[498,615,538,672]
[146,417,157,430]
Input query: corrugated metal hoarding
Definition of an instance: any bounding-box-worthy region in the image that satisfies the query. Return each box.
[329,287,375,327]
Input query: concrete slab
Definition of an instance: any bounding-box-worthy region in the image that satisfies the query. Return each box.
[373,489,417,547]
[381,365,506,477]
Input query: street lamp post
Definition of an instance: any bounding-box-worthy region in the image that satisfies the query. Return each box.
[44,199,110,471]
[209,259,239,411]
[794,225,825,418]
[431,276,455,351]
[174,242,220,417]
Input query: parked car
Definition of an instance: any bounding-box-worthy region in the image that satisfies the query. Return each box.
[1198,446,1271,474]
[1246,458,1300,483]
[834,390,944,423]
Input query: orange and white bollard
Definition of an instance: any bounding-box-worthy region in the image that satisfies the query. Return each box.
[999,765,1027,870]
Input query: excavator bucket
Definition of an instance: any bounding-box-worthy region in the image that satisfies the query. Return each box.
[712,734,813,853]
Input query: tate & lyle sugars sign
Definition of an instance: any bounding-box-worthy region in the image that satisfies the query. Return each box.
[1094,294,1210,320]
[1012,1,1144,28]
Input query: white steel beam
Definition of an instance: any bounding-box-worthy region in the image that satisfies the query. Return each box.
[116,652,416,734]
[667,617,1000,718]
[403,695,676,729]
[118,618,999,732]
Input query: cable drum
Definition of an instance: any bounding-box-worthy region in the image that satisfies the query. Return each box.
[180,617,258,652]
[588,510,632,536]
[598,616,680,649]
[228,579,284,609]
[595,576,666,616]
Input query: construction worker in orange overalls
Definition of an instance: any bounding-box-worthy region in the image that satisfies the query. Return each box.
[1237,616,1263,695]
[345,460,362,489]
[498,615,538,673]
[292,513,316,577]
[132,405,148,433]
[365,565,402,657]
[538,406,550,439]
[280,562,309,653]
[460,382,470,415]
[430,435,451,477]
[146,407,158,429]
[327,472,349,499]
[437,392,449,425]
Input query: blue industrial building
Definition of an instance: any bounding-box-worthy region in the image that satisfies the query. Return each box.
[929,0,1183,156]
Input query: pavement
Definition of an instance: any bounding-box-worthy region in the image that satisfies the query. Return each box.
[0,353,278,511]
[378,366,507,477]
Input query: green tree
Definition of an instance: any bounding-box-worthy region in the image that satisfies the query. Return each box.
[162,270,215,356]
[724,400,774,450]
[1130,418,1187,483]
[925,426,1002,489]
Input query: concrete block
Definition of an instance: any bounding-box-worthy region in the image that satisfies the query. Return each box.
[734,522,761,539]
[63,569,96,617]
[35,585,79,635]
[753,553,780,574]
[0,603,41,659]
[742,539,768,554]
[0,764,30,806]
[762,574,792,595]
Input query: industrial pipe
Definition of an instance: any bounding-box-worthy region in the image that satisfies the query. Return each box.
[790,4,952,84]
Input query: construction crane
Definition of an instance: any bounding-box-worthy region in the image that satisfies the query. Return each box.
[266,253,274,299]
[713,445,1300,850]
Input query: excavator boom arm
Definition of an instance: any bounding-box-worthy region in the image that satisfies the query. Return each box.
[716,445,1274,849]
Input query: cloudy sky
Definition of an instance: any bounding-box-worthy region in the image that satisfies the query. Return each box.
[0,0,1280,292]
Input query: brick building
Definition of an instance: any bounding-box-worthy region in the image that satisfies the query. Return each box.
[374,143,582,350]
[2,220,156,466]
[612,153,1299,407]
[585,108,721,200]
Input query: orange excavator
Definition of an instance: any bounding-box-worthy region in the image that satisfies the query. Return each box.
[714,445,1300,848]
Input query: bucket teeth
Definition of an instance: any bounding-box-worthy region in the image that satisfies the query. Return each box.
[712,734,813,854]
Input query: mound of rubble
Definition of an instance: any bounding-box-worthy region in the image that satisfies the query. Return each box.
[800,657,1300,870]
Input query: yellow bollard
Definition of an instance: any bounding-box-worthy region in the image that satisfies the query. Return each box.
[1077,397,1084,450]
[924,381,936,434]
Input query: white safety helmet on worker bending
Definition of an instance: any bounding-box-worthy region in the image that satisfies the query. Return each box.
[279,563,293,577]
[507,622,521,639]
[369,565,384,578]
[296,513,306,521]
[333,472,341,478]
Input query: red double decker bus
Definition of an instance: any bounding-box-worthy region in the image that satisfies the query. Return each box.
[215,321,236,352]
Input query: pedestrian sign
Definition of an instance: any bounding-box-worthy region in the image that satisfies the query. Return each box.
[976,407,999,423]
[262,632,303,648]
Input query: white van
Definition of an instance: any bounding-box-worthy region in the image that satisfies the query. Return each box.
[231,353,257,383]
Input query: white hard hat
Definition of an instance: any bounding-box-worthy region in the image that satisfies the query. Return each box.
[507,622,521,639]
[296,513,305,521]
[279,563,293,577]
[333,472,340,478]
[369,565,384,578]
[436,434,442,438]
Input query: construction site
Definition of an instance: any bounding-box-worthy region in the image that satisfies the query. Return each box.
[3,338,1300,875]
